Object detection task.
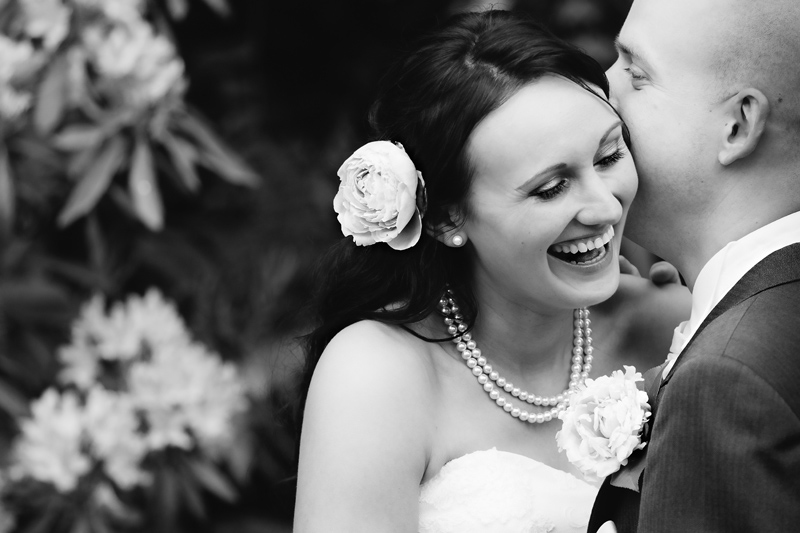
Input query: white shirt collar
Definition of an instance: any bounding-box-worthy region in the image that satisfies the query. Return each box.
[664,211,800,375]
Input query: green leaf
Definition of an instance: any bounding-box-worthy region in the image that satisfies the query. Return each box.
[52,125,106,151]
[186,458,238,502]
[0,143,14,238]
[34,55,68,135]
[58,136,127,227]
[177,111,259,186]
[166,0,189,19]
[202,0,231,17]
[177,467,206,519]
[0,376,31,417]
[161,133,200,192]
[129,138,163,231]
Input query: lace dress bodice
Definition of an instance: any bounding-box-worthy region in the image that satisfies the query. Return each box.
[419,448,599,533]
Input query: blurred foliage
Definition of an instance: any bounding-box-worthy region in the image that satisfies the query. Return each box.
[0,0,632,531]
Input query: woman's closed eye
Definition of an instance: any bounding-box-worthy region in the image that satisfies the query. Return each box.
[532,177,570,201]
[595,147,628,169]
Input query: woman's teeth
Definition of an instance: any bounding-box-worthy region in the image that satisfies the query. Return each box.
[548,227,615,265]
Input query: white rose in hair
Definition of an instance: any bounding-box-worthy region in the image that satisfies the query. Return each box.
[334,140,426,250]
[556,366,650,483]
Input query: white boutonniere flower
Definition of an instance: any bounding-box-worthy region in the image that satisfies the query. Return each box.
[556,366,651,483]
[334,140,426,250]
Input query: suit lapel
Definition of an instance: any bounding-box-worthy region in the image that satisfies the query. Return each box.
[660,243,800,388]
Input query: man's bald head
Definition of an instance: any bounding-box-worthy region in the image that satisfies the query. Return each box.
[608,0,800,274]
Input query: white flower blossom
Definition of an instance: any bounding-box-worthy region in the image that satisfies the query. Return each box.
[10,389,92,492]
[83,387,150,489]
[73,0,144,25]
[556,366,651,483]
[19,0,72,49]
[128,341,247,455]
[82,20,186,107]
[0,36,35,120]
[334,141,426,250]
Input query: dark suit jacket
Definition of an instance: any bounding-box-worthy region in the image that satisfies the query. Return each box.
[589,243,800,533]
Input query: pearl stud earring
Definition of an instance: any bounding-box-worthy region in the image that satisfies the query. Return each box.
[452,235,464,247]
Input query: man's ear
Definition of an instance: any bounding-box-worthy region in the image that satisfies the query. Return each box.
[426,207,468,248]
[718,88,769,166]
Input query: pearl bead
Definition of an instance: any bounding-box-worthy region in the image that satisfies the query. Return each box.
[445,297,593,425]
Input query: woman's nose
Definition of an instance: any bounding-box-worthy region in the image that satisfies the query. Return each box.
[576,173,623,227]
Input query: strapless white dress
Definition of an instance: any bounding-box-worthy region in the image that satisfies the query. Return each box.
[419,448,599,533]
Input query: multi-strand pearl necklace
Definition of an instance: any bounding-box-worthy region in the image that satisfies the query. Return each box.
[439,291,593,424]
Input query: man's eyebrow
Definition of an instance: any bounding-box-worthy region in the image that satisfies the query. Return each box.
[614,36,648,65]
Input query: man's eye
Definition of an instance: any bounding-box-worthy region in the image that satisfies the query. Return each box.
[623,66,648,87]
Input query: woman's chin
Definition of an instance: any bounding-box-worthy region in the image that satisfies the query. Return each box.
[546,246,620,308]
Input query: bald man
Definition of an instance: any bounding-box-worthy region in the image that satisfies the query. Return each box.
[588,0,800,531]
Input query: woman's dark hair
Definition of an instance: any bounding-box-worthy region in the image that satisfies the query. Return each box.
[298,10,609,420]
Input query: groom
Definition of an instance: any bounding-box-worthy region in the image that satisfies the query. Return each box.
[588,0,800,531]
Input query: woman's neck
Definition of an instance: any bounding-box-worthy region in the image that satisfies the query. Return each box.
[466,287,577,383]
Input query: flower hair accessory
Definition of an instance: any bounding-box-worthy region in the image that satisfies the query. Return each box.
[555,366,651,483]
[333,140,427,250]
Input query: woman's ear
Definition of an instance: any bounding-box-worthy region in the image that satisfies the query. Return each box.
[426,207,468,248]
[718,88,769,166]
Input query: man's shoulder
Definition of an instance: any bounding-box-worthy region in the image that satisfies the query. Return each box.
[678,279,800,413]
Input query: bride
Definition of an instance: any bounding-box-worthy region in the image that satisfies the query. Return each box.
[294,10,689,533]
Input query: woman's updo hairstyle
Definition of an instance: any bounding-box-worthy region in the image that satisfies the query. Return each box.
[300,9,609,407]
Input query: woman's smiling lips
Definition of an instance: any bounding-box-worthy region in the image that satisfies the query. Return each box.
[547,226,616,268]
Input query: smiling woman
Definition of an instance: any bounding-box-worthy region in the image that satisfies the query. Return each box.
[294,9,689,533]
